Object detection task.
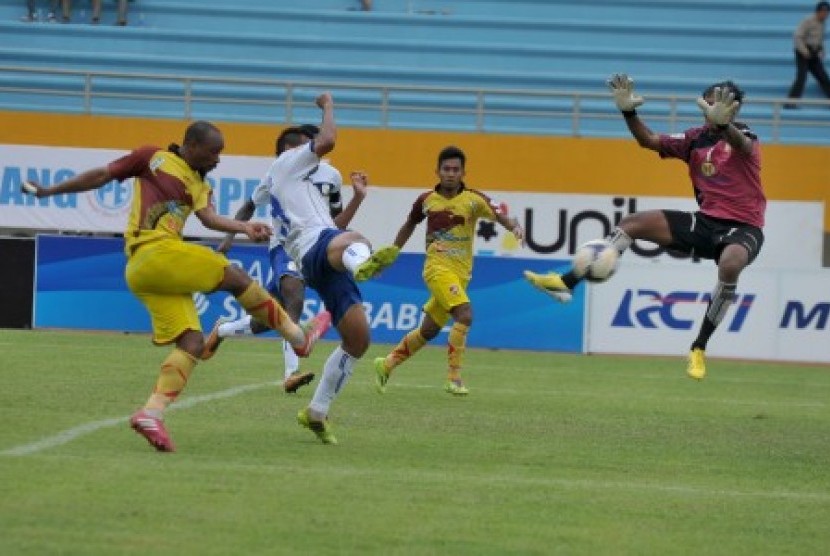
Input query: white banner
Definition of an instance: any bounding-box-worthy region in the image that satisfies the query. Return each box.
[587,265,830,363]
[1,144,822,269]
[0,144,270,238]
[776,273,830,363]
[349,190,823,270]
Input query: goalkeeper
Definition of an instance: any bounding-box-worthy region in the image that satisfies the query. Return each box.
[525,74,767,381]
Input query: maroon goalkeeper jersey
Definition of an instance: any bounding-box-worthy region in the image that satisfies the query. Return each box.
[658,124,766,228]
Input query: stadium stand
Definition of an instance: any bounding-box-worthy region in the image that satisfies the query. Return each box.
[0,0,828,143]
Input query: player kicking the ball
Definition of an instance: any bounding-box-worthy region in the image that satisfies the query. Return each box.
[525,74,766,381]
[21,121,330,452]
[202,124,369,397]
[261,92,397,444]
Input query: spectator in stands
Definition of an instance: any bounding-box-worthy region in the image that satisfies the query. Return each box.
[360,0,373,10]
[786,1,830,107]
[21,0,59,22]
[56,0,90,23]
[60,1,128,25]
[112,0,128,25]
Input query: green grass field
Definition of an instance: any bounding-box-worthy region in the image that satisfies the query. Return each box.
[1,329,829,555]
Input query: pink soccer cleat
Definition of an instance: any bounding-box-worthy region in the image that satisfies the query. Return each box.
[292,311,332,358]
[130,410,175,452]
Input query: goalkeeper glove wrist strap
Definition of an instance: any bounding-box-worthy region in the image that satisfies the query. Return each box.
[622,109,637,119]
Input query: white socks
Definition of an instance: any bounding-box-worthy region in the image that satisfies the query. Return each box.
[706,281,737,326]
[218,316,301,381]
[218,315,253,337]
[607,227,633,254]
[308,346,356,417]
[341,242,371,274]
[282,339,299,379]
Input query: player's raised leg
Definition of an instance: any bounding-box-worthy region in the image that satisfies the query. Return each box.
[523,270,574,302]
[229,274,330,358]
[354,244,400,282]
[326,229,399,282]
[525,224,636,301]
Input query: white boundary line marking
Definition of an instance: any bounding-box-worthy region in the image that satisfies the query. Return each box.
[2,375,827,458]
[2,375,825,457]
[1,381,278,457]
[3,380,828,502]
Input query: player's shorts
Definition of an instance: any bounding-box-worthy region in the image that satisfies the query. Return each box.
[300,228,362,326]
[266,244,303,299]
[662,210,764,264]
[125,238,229,345]
[422,266,470,328]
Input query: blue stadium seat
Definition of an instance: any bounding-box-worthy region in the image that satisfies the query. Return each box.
[0,0,827,143]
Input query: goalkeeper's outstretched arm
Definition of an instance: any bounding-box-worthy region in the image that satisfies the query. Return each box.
[622,112,661,151]
[607,73,660,151]
[695,86,752,155]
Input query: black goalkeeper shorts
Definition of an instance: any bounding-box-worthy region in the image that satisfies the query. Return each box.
[662,210,764,264]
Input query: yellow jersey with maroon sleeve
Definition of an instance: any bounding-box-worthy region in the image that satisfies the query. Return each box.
[108,145,213,256]
[406,184,501,279]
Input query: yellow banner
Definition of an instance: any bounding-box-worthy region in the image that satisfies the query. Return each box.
[2,110,827,228]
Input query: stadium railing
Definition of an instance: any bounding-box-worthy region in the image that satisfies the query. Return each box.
[1,65,829,144]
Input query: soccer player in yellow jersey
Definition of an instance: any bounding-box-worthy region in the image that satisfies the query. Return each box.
[21,120,330,452]
[373,146,524,395]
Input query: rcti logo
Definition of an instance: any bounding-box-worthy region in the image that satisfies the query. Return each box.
[611,289,755,331]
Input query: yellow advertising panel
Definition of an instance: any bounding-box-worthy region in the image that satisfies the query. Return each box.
[2,110,827,228]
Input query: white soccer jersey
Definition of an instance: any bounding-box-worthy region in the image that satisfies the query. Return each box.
[251,159,342,251]
[261,144,343,261]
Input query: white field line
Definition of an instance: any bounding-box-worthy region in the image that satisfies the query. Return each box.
[2,376,825,459]
[0,381,278,457]
[3,381,829,503]
[258,464,830,502]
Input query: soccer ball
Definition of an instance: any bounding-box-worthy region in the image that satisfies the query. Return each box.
[572,239,619,283]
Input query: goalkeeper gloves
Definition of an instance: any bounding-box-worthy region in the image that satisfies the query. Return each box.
[607,73,644,112]
[695,87,739,127]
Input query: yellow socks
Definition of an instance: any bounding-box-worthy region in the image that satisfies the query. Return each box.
[237,282,304,346]
[145,348,197,413]
[447,322,469,382]
[385,329,428,372]
[383,322,469,381]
